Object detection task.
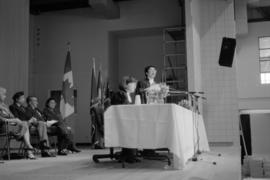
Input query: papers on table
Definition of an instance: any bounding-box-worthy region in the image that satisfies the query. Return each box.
[250,157,264,178]
[46,120,58,127]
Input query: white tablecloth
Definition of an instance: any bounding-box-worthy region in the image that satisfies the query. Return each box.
[104,104,209,169]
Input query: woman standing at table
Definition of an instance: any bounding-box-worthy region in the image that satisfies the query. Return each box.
[135,65,157,104]
[111,76,139,163]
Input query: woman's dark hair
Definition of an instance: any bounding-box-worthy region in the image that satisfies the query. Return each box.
[12,91,24,102]
[120,76,137,90]
[45,97,57,108]
[144,65,156,77]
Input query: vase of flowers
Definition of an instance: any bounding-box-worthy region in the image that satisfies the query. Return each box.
[145,83,169,104]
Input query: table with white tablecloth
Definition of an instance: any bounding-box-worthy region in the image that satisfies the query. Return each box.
[104,104,210,169]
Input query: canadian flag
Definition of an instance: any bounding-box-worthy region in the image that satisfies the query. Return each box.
[60,50,75,119]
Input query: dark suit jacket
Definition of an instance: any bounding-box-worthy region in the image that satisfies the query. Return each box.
[9,103,31,121]
[25,106,45,122]
[111,86,133,105]
[135,78,152,104]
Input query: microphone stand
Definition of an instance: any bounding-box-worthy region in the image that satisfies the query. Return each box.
[168,90,217,164]
[168,89,206,161]
[189,92,205,161]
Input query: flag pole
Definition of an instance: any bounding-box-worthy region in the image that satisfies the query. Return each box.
[90,57,96,106]
[67,41,71,51]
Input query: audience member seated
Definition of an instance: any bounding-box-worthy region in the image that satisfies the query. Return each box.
[25,96,63,156]
[0,87,36,159]
[43,97,80,155]
[9,92,54,157]
[111,76,139,163]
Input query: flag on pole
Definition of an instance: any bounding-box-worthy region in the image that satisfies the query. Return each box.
[60,49,75,119]
[105,81,110,99]
[97,66,102,101]
[90,58,98,106]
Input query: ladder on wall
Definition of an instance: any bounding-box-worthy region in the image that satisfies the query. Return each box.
[163,26,188,104]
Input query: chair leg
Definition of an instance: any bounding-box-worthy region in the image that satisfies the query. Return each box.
[7,137,11,160]
[18,141,27,158]
[55,136,57,153]
[53,136,57,154]
[119,154,126,168]
[110,148,114,159]
[0,135,10,160]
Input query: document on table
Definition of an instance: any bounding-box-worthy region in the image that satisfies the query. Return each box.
[46,120,58,127]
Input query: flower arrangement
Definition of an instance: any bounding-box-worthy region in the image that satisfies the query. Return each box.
[145,83,169,104]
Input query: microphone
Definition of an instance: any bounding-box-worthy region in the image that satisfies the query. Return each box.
[188,91,205,95]
[169,90,189,94]
[193,95,206,100]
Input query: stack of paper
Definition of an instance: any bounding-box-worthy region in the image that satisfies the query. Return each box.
[263,158,270,177]
[46,120,58,127]
[249,157,264,178]
[243,156,251,176]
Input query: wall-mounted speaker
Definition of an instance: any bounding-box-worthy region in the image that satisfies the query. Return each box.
[218,37,236,67]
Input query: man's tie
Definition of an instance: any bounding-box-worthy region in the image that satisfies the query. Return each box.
[20,106,26,113]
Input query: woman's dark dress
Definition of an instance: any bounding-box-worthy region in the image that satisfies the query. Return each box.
[43,107,75,151]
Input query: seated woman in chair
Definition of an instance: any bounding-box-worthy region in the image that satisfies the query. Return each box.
[43,98,80,155]
[111,76,139,163]
[0,87,36,159]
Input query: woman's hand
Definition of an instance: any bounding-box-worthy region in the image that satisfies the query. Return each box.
[7,118,22,125]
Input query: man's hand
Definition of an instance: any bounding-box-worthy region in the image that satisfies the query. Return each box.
[29,117,37,124]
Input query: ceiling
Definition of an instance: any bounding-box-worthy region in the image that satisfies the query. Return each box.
[30,0,132,15]
[247,0,270,22]
[248,0,270,7]
[30,0,184,16]
[30,0,270,22]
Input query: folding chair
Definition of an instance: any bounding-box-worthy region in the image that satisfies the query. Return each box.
[0,122,25,160]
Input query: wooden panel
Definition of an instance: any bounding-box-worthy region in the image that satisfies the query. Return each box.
[0,0,29,104]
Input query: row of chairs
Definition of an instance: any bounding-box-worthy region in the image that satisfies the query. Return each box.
[0,122,24,160]
[0,122,57,160]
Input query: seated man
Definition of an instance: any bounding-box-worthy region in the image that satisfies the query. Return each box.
[9,91,54,157]
[0,87,36,159]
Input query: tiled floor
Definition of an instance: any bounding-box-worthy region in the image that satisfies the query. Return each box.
[0,145,241,180]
